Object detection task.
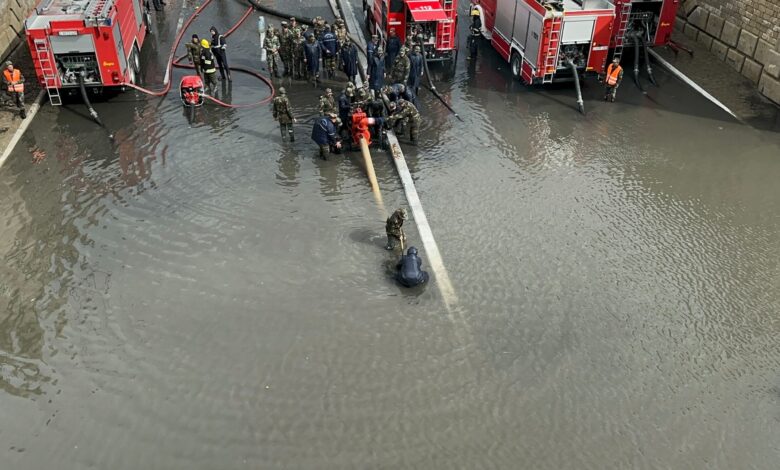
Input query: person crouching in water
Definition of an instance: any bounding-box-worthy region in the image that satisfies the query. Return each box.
[396,246,429,288]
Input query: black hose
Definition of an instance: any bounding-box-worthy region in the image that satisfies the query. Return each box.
[633,37,643,91]
[78,72,110,132]
[641,35,658,86]
[246,0,316,26]
[417,40,462,121]
[566,59,585,115]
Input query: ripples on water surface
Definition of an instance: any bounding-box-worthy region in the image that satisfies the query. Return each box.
[1,1,779,468]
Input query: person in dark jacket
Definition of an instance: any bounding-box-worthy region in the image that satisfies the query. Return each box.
[385,28,401,69]
[366,34,380,58]
[209,26,231,81]
[407,45,424,94]
[337,88,353,133]
[319,25,339,79]
[311,113,342,159]
[340,37,359,83]
[303,34,321,85]
[396,247,429,288]
[368,47,385,92]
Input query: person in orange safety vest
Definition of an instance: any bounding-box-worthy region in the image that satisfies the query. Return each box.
[603,57,623,103]
[3,61,26,118]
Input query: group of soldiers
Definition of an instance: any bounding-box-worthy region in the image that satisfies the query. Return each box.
[264,16,359,85]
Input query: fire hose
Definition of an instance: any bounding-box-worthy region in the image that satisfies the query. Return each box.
[125,0,274,108]
[565,59,585,115]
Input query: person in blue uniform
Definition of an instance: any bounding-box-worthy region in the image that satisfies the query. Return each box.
[395,247,429,288]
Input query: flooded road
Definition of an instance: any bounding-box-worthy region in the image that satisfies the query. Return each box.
[1,1,779,468]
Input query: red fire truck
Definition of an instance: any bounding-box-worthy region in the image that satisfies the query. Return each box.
[24,0,150,104]
[480,0,615,85]
[363,0,458,61]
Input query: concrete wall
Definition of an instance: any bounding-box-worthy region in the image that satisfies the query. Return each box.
[1,0,38,60]
[679,0,780,105]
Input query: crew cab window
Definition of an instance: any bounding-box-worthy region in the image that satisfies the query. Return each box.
[390,0,404,13]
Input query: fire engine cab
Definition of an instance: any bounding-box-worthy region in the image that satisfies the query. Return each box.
[24,0,149,105]
[480,0,615,84]
[363,0,458,61]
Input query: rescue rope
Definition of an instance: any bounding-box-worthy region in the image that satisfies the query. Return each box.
[125,0,274,108]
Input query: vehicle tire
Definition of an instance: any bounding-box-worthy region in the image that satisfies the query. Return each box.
[510,51,521,80]
[132,44,141,73]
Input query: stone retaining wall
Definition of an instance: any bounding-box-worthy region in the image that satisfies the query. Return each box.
[678,0,780,105]
[1,0,38,60]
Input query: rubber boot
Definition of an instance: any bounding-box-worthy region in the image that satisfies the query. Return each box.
[288,129,295,142]
[20,107,27,119]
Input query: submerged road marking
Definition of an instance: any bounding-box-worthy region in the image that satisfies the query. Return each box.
[334,0,459,309]
[649,49,742,123]
[0,91,46,172]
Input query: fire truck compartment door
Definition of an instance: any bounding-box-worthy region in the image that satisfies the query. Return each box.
[524,16,543,68]
[50,34,95,54]
[406,0,448,22]
[561,17,595,44]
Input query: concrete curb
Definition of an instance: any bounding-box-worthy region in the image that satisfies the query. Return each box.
[0,90,45,172]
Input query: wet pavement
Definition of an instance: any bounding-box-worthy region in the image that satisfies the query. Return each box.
[1,0,779,468]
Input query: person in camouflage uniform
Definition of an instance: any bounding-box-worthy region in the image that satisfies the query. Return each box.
[386,99,421,144]
[265,26,282,78]
[272,87,296,142]
[390,46,410,84]
[351,85,370,113]
[385,208,407,250]
[312,16,325,38]
[185,34,203,76]
[334,16,348,48]
[319,88,336,116]
[279,21,292,77]
[293,29,306,80]
[289,17,300,36]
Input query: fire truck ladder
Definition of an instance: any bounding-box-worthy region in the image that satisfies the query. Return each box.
[34,39,62,106]
[542,13,563,84]
[436,0,456,50]
[612,1,633,63]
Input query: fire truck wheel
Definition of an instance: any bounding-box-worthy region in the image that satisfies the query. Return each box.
[132,44,141,73]
[510,52,521,81]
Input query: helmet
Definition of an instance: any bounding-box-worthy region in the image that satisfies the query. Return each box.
[200,39,210,48]
[281,21,288,27]
[325,88,333,95]
[388,102,397,112]
[5,61,12,67]
[278,87,286,95]
[397,208,408,219]
[414,45,421,52]
[290,17,296,22]
[407,247,418,256]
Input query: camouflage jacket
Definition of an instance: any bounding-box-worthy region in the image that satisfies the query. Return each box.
[273,96,294,124]
[319,95,336,115]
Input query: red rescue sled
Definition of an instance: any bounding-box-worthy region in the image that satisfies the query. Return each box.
[180,75,205,107]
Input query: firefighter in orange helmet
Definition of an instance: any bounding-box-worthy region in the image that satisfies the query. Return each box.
[3,61,26,119]
[604,57,624,102]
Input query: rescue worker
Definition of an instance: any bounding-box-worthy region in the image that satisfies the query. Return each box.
[386,99,421,144]
[185,34,202,76]
[385,208,407,251]
[264,27,282,78]
[311,113,342,159]
[390,46,411,84]
[385,28,401,70]
[3,61,25,118]
[293,29,306,80]
[337,87,353,133]
[396,247,429,288]
[604,57,624,102]
[319,88,336,116]
[407,45,424,94]
[279,21,292,77]
[340,37,359,84]
[272,87,296,142]
[199,40,218,94]
[468,2,482,59]
[368,46,386,92]
[366,34,380,58]
[209,26,231,81]
[319,25,339,80]
[303,34,322,86]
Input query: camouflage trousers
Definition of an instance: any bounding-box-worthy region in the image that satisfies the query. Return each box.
[324,56,337,78]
